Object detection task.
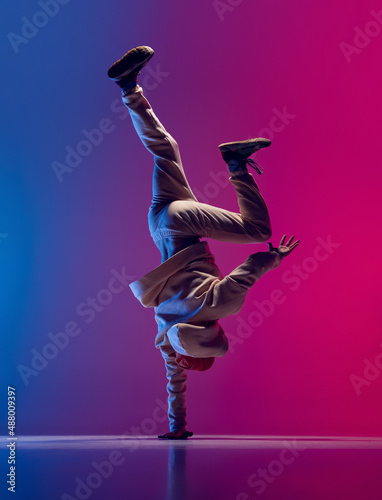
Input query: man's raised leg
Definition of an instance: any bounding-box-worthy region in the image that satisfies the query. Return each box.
[108,46,197,207]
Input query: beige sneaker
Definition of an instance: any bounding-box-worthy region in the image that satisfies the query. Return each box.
[218,138,271,175]
[107,46,155,87]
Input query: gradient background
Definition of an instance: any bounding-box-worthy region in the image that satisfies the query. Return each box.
[1,0,381,437]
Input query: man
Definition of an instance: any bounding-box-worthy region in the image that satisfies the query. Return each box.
[107,46,299,439]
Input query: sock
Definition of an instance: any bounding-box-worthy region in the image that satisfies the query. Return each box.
[119,80,137,91]
[221,152,247,173]
[227,159,248,174]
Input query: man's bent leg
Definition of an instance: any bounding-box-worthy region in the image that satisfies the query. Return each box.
[159,171,272,244]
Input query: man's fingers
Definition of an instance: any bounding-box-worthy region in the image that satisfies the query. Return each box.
[286,235,295,246]
[276,235,300,253]
[289,240,300,251]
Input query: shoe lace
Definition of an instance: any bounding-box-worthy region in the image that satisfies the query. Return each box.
[246,158,264,175]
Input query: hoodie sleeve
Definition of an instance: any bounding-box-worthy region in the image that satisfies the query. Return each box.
[227,251,281,288]
[200,251,281,318]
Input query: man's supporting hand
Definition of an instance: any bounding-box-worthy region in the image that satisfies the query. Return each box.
[158,430,194,439]
[267,234,300,260]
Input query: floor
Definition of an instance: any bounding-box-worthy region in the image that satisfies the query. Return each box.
[1,435,382,500]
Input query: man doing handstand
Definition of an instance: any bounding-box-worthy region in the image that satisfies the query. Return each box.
[107,46,299,439]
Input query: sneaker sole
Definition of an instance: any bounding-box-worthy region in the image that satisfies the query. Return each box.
[218,138,271,153]
[107,46,155,80]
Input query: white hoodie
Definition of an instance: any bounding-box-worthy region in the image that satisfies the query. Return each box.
[129,240,281,430]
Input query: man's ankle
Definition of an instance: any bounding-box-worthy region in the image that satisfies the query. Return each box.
[227,159,248,175]
[118,80,137,91]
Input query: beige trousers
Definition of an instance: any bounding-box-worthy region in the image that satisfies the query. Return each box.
[121,86,272,250]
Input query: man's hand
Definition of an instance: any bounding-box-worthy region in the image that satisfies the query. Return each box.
[158,430,193,440]
[267,234,300,260]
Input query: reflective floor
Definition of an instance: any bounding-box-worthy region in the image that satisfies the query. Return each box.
[1,435,382,499]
